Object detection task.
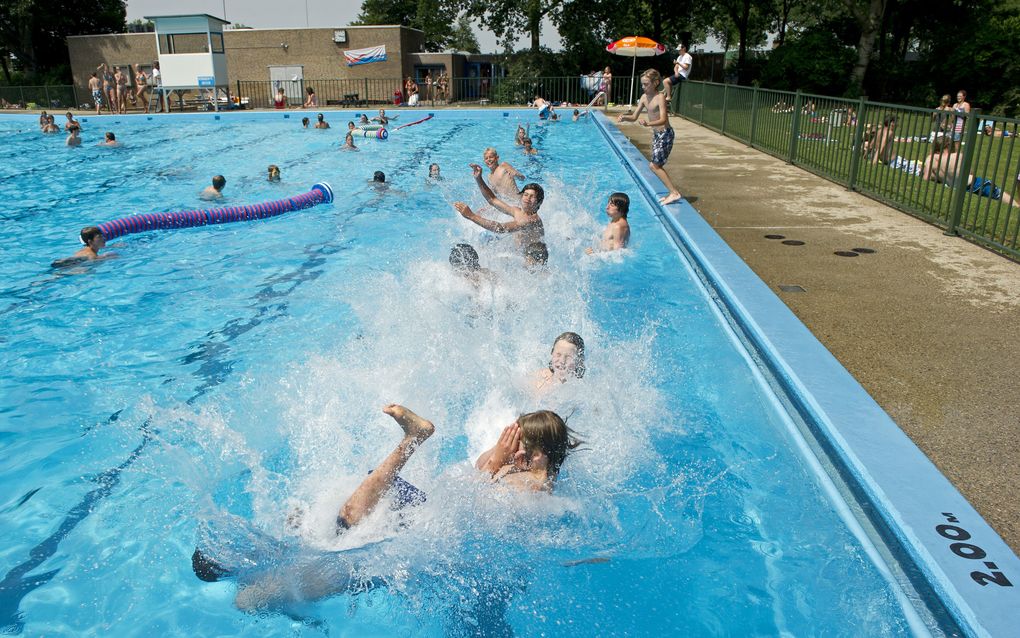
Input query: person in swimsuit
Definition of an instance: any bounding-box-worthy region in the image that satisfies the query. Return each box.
[303,87,318,109]
[88,73,103,115]
[454,163,545,252]
[195,404,580,610]
[923,136,1018,208]
[134,65,149,114]
[200,175,227,200]
[586,192,631,253]
[99,63,116,115]
[52,227,113,267]
[530,332,585,396]
[952,90,970,150]
[479,147,524,201]
[114,66,129,113]
[342,131,358,151]
[618,69,682,205]
[314,113,330,129]
[267,165,281,182]
[38,110,48,130]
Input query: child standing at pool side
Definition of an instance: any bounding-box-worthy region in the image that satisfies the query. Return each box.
[586,192,630,253]
[618,69,682,205]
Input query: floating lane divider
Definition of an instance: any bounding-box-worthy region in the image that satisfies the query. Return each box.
[353,127,388,139]
[394,114,434,130]
[93,182,334,240]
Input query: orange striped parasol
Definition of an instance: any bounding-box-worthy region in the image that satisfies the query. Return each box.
[606,36,668,106]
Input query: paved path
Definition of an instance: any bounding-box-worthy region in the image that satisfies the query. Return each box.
[611,111,1020,553]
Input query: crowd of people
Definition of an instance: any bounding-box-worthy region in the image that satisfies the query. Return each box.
[88,61,161,115]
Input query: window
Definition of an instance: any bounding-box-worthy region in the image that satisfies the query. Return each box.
[158,33,217,55]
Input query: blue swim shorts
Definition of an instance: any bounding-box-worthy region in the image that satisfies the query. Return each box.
[968,177,1002,200]
[652,127,675,167]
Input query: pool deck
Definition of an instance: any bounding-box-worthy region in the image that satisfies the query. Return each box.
[610,109,1020,555]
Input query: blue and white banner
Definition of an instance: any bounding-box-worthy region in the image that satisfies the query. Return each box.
[344,45,387,67]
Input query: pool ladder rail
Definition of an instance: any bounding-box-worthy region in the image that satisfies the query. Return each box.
[584,91,606,114]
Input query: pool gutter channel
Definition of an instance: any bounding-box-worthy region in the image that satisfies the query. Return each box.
[591,111,1019,638]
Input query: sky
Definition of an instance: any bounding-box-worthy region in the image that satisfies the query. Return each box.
[124,0,562,53]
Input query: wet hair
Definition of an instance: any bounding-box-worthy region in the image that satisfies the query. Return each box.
[641,68,663,87]
[80,226,104,245]
[573,109,579,115]
[549,331,585,378]
[525,241,548,266]
[267,164,280,181]
[373,171,385,183]
[521,183,544,207]
[429,163,441,176]
[608,192,630,217]
[317,113,324,121]
[517,410,582,479]
[345,132,354,144]
[301,117,309,126]
[212,175,226,190]
[105,131,115,141]
[348,121,355,128]
[449,243,480,272]
[523,137,533,145]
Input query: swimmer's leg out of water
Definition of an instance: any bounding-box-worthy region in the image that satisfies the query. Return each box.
[336,404,434,530]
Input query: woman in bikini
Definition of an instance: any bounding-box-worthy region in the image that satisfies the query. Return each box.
[134,65,149,113]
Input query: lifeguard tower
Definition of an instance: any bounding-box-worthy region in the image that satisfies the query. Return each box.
[145,14,231,111]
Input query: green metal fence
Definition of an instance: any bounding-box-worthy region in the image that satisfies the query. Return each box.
[676,81,1020,259]
[0,85,81,110]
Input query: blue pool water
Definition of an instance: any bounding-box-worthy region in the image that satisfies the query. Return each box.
[0,111,944,635]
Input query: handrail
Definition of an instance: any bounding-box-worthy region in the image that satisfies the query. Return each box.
[584,91,606,112]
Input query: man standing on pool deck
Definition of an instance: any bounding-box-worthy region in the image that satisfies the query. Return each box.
[200,175,226,200]
[481,147,524,201]
[618,69,683,205]
[454,164,545,251]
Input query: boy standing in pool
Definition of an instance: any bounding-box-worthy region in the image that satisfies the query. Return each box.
[200,175,226,200]
[586,192,631,253]
[618,69,682,205]
[454,164,545,252]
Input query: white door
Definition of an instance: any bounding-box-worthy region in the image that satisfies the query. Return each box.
[268,65,304,104]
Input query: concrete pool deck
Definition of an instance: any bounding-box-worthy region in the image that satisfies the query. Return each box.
[610,110,1020,555]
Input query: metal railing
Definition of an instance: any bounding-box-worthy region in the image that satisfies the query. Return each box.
[676,81,1020,259]
[0,85,81,110]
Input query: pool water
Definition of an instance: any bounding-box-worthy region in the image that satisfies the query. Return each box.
[1,111,935,635]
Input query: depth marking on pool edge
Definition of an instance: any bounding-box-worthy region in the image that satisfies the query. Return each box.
[937,513,1014,588]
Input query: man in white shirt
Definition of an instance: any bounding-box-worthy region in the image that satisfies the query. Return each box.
[663,44,692,99]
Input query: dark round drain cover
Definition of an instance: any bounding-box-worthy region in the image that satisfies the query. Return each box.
[764,234,786,240]
[781,240,805,246]
[834,250,859,257]
[851,247,876,254]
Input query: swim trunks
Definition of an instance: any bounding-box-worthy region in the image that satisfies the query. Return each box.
[968,177,1002,200]
[92,89,102,105]
[335,474,426,534]
[651,127,675,166]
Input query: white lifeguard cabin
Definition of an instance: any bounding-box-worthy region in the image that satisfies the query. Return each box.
[146,14,231,111]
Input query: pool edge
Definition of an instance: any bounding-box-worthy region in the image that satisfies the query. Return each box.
[590,110,1019,638]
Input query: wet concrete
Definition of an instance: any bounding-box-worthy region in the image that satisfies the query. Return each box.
[611,111,1020,554]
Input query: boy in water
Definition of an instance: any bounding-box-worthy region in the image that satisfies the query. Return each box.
[267,165,281,182]
[98,131,121,147]
[586,192,631,253]
[200,175,226,200]
[618,69,682,205]
[480,147,524,200]
[521,138,538,155]
[52,227,114,267]
[454,163,545,252]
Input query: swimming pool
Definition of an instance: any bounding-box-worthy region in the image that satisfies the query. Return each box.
[0,110,1016,636]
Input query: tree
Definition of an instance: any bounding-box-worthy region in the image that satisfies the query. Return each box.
[712,0,773,83]
[461,0,564,53]
[355,0,461,51]
[842,0,888,96]
[0,0,126,81]
[449,15,480,53]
